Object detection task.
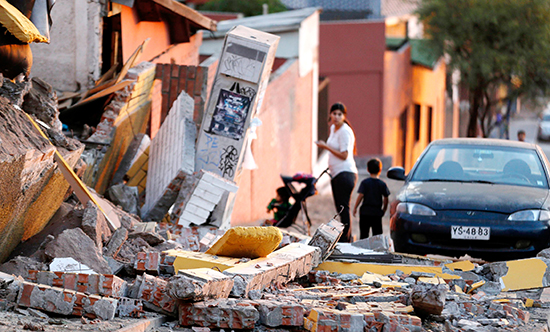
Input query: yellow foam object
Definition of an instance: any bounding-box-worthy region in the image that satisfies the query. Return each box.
[206,226,283,258]
[445,260,475,272]
[0,0,48,43]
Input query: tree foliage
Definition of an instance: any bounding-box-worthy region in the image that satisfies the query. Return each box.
[198,0,287,17]
[417,0,550,137]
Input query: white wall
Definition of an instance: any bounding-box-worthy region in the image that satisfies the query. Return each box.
[30,0,103,92]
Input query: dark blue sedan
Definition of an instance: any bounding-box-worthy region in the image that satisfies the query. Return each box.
[387,138,550,261]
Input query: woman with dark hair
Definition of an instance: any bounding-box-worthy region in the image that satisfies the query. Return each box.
[315,102,358,242]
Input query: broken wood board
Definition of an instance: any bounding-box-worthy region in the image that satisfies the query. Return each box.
[0,0,48,43]
[75,79,133,106]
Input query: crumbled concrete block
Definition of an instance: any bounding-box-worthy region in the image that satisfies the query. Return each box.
[116,297,143,318]
[27,270,127,298]
[0,256,47,279]
[106,184,140,216]
[44,228,111,274]
[142,91,196,222]
[134,252,160,274]
[352,234,394,252]
[410,283,448,316]
[103,228,128,258]
[308,219,344,261]
[171,170,238,227]
[222,243,321,297]
[128,230,164,246]
[179,299,259,329]
[81,201,112,251]
[254,300,304,327]
[166,268,233,301]
[17,281,118,320]
[134,273,177,316]
[49,257,95,274]
[206,226,283,259]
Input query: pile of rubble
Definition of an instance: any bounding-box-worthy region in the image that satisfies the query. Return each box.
[0,204,548,332]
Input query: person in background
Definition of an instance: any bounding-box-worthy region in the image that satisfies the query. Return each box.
[353,158,390,239]
[517,129,526,142]
[315,102,358,242]
[265,187,292,226]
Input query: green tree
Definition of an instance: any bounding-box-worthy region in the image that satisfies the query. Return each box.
[198,0,287,17]
[417,0,550,137]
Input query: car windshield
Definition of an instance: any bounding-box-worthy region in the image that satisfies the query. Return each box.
[410,144,549,188]
[543,114,550,122]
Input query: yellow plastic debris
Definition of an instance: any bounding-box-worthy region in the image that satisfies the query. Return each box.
[445,260,475,272]
[165,250,241,273]
[524,298,534,308]
[361,272,391,284]
[0,0,48,43]
[468,280,486,294]
[418,276,446,285]
[317,261,461,280]
[206,226,283,258]
[501,258,548,291]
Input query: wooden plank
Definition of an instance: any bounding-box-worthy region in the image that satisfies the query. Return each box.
[115,38,150,84]
[149,0,217,31]
[76,80,133,106]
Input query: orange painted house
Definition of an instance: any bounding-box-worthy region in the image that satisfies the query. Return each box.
[319,21,447,171]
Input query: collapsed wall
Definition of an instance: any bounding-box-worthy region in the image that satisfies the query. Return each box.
[0,98,56,262]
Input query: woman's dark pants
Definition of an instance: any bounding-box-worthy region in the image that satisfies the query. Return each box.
[330,171,358,242]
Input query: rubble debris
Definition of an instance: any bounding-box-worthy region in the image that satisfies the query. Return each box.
[110,133,150,187]
[49,257,95,274]
[103,227,128,258]
[81,201,112,251]
[179,299,259,329]
[17,280,117,320]
[205,226,283,259]
[0,256,46,280]
[222,243,321,297]
[166,268,233,301]
[106,183,140,215]
[131,273,177,316]
[410,283,448,316]
[43,228,111,275]
[26,270,126,298]
[351,234,394,252]
[141,91,196,222]
[171,170,238,227]
[308,219,344,260]
[22,77,62,131]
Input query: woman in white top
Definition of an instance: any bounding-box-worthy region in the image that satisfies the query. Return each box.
[315,102,358,242]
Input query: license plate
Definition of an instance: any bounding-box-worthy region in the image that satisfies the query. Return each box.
[451,226,490,240]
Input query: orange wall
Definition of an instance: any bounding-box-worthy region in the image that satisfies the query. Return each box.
[231,59,314,225]
[120,7,202,66]
[320,21,386,157]
[383,46,413,169]
[410,61,447,165]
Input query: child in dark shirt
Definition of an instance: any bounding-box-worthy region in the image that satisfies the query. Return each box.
[353,158,390,239]
[265,186,292,226]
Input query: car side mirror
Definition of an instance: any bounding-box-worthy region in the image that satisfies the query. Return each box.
[387,166,406,181]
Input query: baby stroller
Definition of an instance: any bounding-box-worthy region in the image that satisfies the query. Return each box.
[274,168,329,235]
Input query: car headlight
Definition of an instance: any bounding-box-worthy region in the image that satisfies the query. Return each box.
[396,202,436,216]
[508,209,550,221]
